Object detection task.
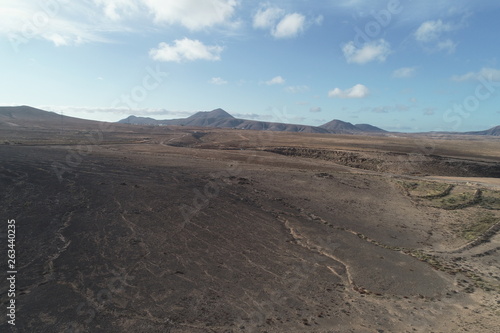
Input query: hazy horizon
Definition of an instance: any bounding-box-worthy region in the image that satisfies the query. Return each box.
[5,104,500,134]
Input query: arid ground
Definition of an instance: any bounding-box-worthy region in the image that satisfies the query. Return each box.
[1,122,499,332]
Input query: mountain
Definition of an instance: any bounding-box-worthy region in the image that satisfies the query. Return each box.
[0,105,100,128]
[169,108,237,127]
[234,121,330,133]
[4,105,498,136]
[319,119,360,133]
[190,108,234,119]
[0,105,58,120]
[354,123,387,133]
[118,109,384,134]
[464,125,500,136]
[120,115,159,125]
[119,109,236,127]
[319,119,386,134]
[118,108,331,133]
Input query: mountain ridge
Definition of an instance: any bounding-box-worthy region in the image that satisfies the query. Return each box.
[118,108,387,134]
[2,106,500,136]
[465,125,500,136]
[0,105,101,128]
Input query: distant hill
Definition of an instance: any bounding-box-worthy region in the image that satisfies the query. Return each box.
[354,123,387,133]
[118,109,385,134]
[191,108,234,119]
[119,115,159,125]
[319,119,386,134]
[0,105,100,129]
[165,108,239,127]
[0,105,61,121]
[118,108,331,133]
[3,106,499,136]
[319,119,360,133]
[465,125,500,136]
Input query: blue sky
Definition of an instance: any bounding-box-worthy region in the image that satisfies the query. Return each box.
[1,0,500,132]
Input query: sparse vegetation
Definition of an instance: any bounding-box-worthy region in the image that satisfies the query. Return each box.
[396,179,452,198]
[479,190,500,210]
[397,179,500,211]
[461,213,499,241]
[428,190,479,210]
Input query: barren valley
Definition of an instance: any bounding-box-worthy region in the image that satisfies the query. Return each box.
[1,110,500,332]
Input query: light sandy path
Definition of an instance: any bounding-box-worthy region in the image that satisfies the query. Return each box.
[424,176,500,189]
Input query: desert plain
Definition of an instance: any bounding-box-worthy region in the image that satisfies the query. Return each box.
[1,110,500,333]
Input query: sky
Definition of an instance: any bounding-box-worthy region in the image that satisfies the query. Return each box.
[1,0,500,132]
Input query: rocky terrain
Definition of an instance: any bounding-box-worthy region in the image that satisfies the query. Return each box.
[0,107,499,332]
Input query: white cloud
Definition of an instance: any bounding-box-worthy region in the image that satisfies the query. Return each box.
[414,19,453,42]
[414,19,459,53]
[0,2,110,47]
[328,84,370,99]
[285,85,309,93]
[342,39,391,64]
[141,0,238,30]
[232,113,270,120]
[451,67,500,82]
[253,5,284,29]
[310,106,322,113]
[272,13,305,39]
[149,38,223,62]
[265,76,285,85]
[369,104,410,113]
[209,77,228,85]
[315,15,324,25]
[392,67,416,78]
[0,0,238,49]
[252,4,307,39]
[94,0,138,21]
[437,39,457,53]
[45,33,69,46]
[41,105,194,118]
